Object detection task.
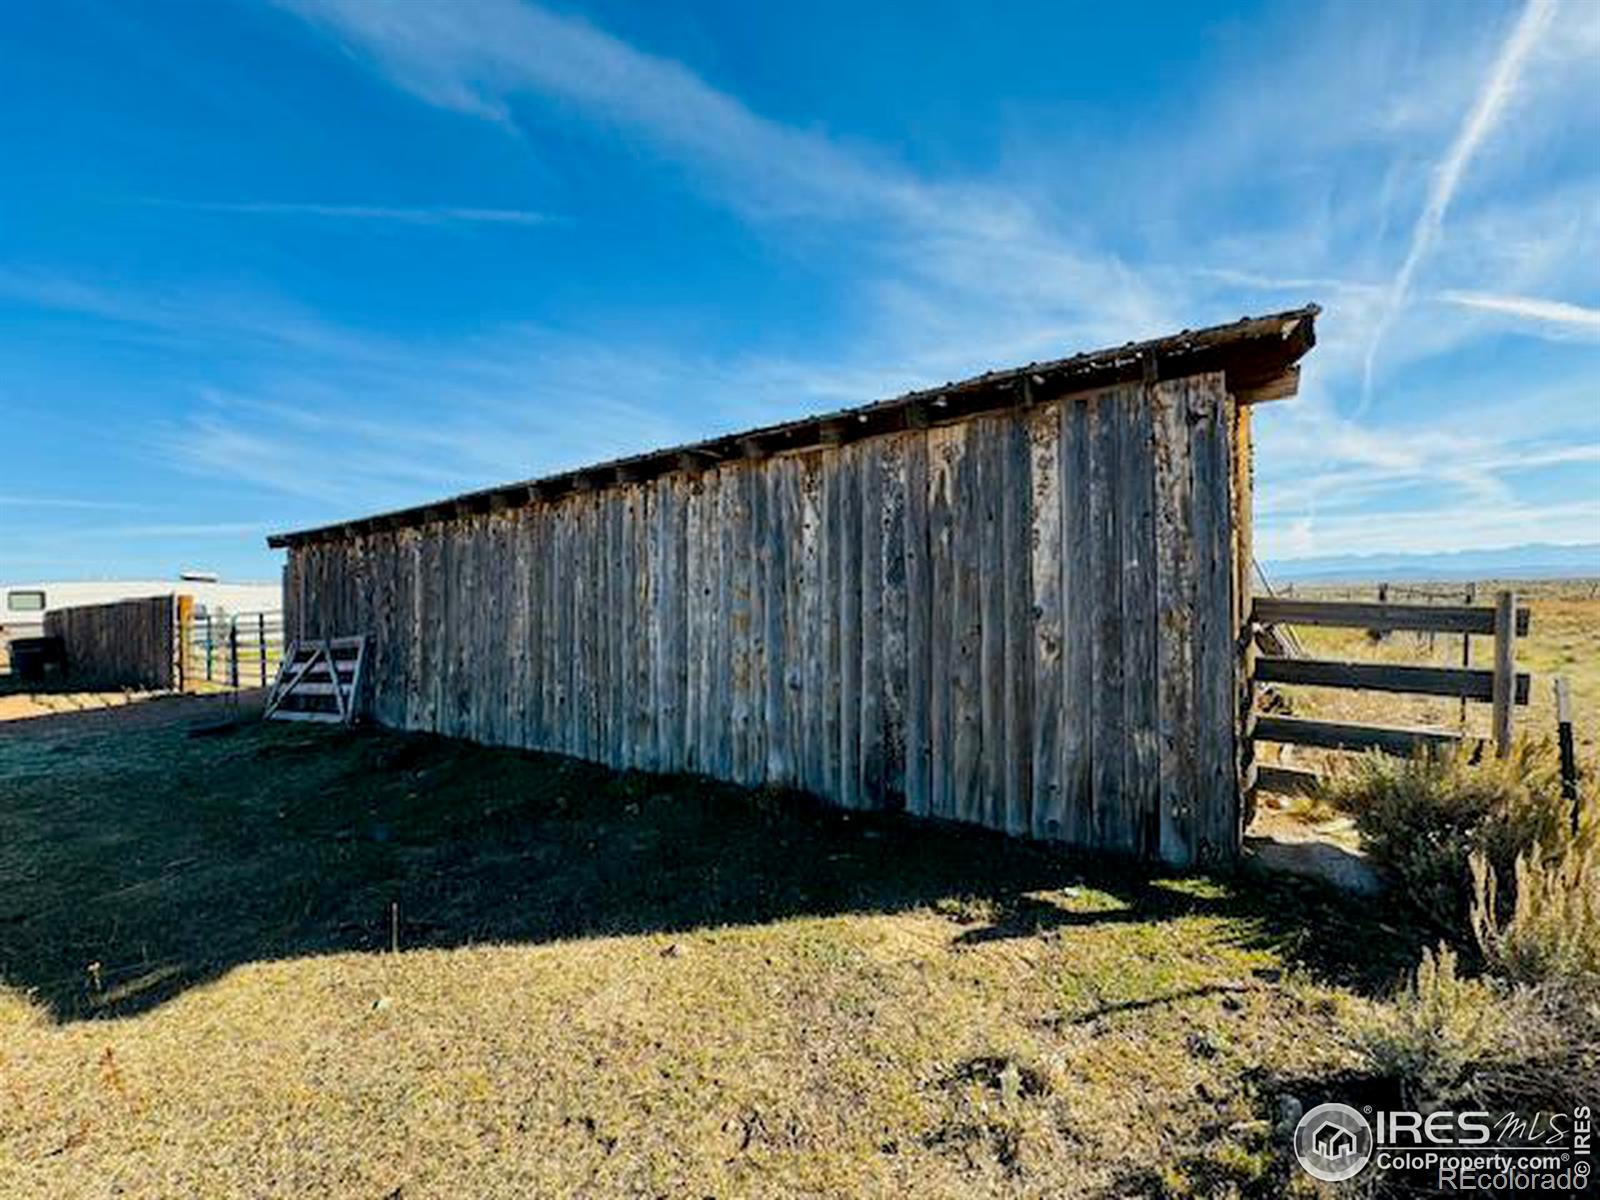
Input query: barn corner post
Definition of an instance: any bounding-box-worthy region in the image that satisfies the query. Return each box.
[1220,316,1314,863]
[262,307,1317,867]
[1232,392,1255,857]
[1201,372,1242,865]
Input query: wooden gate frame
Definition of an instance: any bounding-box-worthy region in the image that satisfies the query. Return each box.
[1247,591,1530,796]
[264,635,367,723]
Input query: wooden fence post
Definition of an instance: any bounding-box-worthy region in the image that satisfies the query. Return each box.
[1459,583,1474,727]
[228,619,240,689]
[1492,590,1516,758]
[1556,677,1579,831]
[258,613,268,687]
[175,594,194,692]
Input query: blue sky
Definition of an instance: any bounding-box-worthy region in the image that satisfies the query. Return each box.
[2,0,1597,583]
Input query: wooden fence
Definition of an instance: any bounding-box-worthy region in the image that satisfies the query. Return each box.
[1247,591,1531,794]
[39,597,286,692]
[44,595,179,689]
[286,372,1248,865]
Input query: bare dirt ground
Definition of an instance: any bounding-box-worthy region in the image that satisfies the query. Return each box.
[1244,808,1379,895]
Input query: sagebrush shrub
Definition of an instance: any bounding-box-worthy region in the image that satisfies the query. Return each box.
[1334,743,1600,1113]
[1472,823,1600,990]
[1482,984,1600,1113]
[1361,944,1600,1112]
[1321,741,1569,928]
[1357,945,1527,1107]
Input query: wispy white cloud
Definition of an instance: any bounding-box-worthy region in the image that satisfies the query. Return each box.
[1361,0,1560,399]
[276,0,934,226]
[150,200,557,226]
[1190,268,1382,299]
[1260,430,1600,514]
[272,0,1174,355]
[148,324,725,511]
[1436,288,1600,332]
[0,495,142,511]
[0,268,393,362]
[1250,372,1600,559]
[11,0,1597,570]
[3,521,270,542]
[1196,268,1600,338]
[94,522,270,539]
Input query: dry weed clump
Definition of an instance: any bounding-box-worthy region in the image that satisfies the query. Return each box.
[1356,945,1543,1107]
[1345,743,1600,1114]
[1321,740,1570,928]
[1472,819,1600,989]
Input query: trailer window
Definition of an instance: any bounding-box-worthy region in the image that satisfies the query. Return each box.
[7,590,45,612]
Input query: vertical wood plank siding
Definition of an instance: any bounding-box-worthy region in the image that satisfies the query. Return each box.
[285,372,1241,864]
[44,595,178,689]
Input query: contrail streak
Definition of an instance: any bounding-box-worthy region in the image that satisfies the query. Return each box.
[1361,0,1559,404]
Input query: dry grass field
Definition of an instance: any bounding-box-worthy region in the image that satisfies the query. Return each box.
[1254,579,1600,779]
[0,699,1424,1198]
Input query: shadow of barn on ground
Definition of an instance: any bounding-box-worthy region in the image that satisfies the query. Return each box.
[0,705,1423,1022]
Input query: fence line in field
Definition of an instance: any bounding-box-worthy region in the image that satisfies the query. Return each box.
[1248,589,1534,798]
[39,596,285,692]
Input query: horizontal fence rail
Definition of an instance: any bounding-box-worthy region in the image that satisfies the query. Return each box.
[1253,715,1465,757]
[1254,657,1530,705]
[181,609,284,691]
[1252,596,1530,636]
[1249,589,1529,773]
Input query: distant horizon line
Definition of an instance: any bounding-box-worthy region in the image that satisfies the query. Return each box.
[1264,539,1600,566]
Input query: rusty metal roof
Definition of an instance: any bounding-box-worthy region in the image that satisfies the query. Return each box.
[268,304,1317,548]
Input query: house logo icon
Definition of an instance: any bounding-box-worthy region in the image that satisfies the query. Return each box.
[1313,1122,1356,1158]
[1293,1102,1373,1182]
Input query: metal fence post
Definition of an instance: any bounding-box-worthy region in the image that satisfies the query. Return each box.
[259,613,268,686]
[204,613,214,683]
[1556,677,1579,831]
[229,619,240,689]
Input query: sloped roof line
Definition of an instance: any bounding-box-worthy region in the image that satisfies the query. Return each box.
[269,304,1317,548]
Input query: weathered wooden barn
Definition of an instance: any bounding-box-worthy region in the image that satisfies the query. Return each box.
[270,307,1317,865]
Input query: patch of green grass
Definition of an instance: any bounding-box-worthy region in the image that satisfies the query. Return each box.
[1,711,1421,1197]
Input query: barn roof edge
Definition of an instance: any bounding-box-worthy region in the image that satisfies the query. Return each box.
[268,304,1318,548]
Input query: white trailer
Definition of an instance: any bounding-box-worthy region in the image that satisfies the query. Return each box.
[1,576,281,670]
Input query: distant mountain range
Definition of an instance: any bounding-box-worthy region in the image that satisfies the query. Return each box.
[1262,542,1600,584]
